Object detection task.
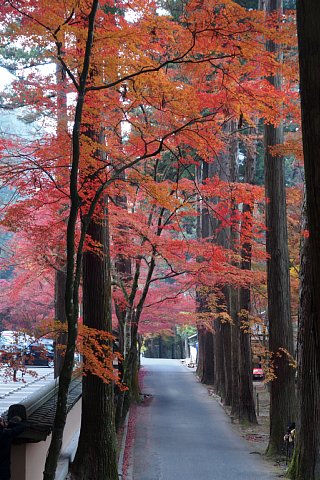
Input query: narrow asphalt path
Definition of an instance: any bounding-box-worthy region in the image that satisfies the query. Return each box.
[127,358,277,480]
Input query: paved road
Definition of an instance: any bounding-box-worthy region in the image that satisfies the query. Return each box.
[128,358,277,480]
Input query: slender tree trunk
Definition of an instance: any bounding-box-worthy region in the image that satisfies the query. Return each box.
[116,252,157,426]
[118,319,140,425]
[115,306,139,430]
[54,55,68,378]
[54,268,67,377]
[264,0,295,456]
[113,178,132,430]
[288,202,320,479]
[43,4,99,478]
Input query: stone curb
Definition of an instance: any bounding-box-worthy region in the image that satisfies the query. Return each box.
[118,411,130,479]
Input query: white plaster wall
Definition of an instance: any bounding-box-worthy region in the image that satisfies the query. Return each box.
[11,399,81,480]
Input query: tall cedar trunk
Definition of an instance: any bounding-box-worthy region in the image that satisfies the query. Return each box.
[230,287,240,416]
[214,121,237,405]
[202,330,214,384]
[288,203,320,479]
[72,53,118,473]
[228,121,240,415]
[222,320,232,406]
[196,327,215,384]
[238,209,257,424]
[296,0,320,403]
[196,161,215,385]
[238,137,257,424]
[239,281,257,423]
[43,3,99,478]
[196,325,205,380]
[214,321,226,398]
[71,212,118,479]
[265,0,295,455]
[213,130,233,403]
[294,3,320,473]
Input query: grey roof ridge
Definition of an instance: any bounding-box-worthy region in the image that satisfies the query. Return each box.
[10,375,82,443]
[22,376,60,417]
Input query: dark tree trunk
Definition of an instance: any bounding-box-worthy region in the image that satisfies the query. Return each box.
[214,321,226,399]
[213,125,234,405]
[230,287,240,417]
[238,137,257,424]
[113,169,132,357]
[196,327,214,384]
[43,3,99,478]
[116,252,157,427]
[54,56,68,378]
[196,326,205,380]
[288,203,320,479]
[54,268,68,377]
[222,320,232,406]
[296,0,320,386]
[264,0,295,456]
[239,278,257,424]
[289,2,320,475]
[118,320,140,423]
[71,212,118,480]
[113,175,133,430]
[228,122,240,414]
[195,160,215,385]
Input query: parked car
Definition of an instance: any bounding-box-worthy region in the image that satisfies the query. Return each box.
[0,331,54,367]
[0,330,32,349]
[252,367,264,380]
[0,330,33,364]
[24,340,54,367]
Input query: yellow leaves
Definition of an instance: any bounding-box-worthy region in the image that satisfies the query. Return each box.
[251,343,297,385]
[219,311,233,324]
[127,170,188,212]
